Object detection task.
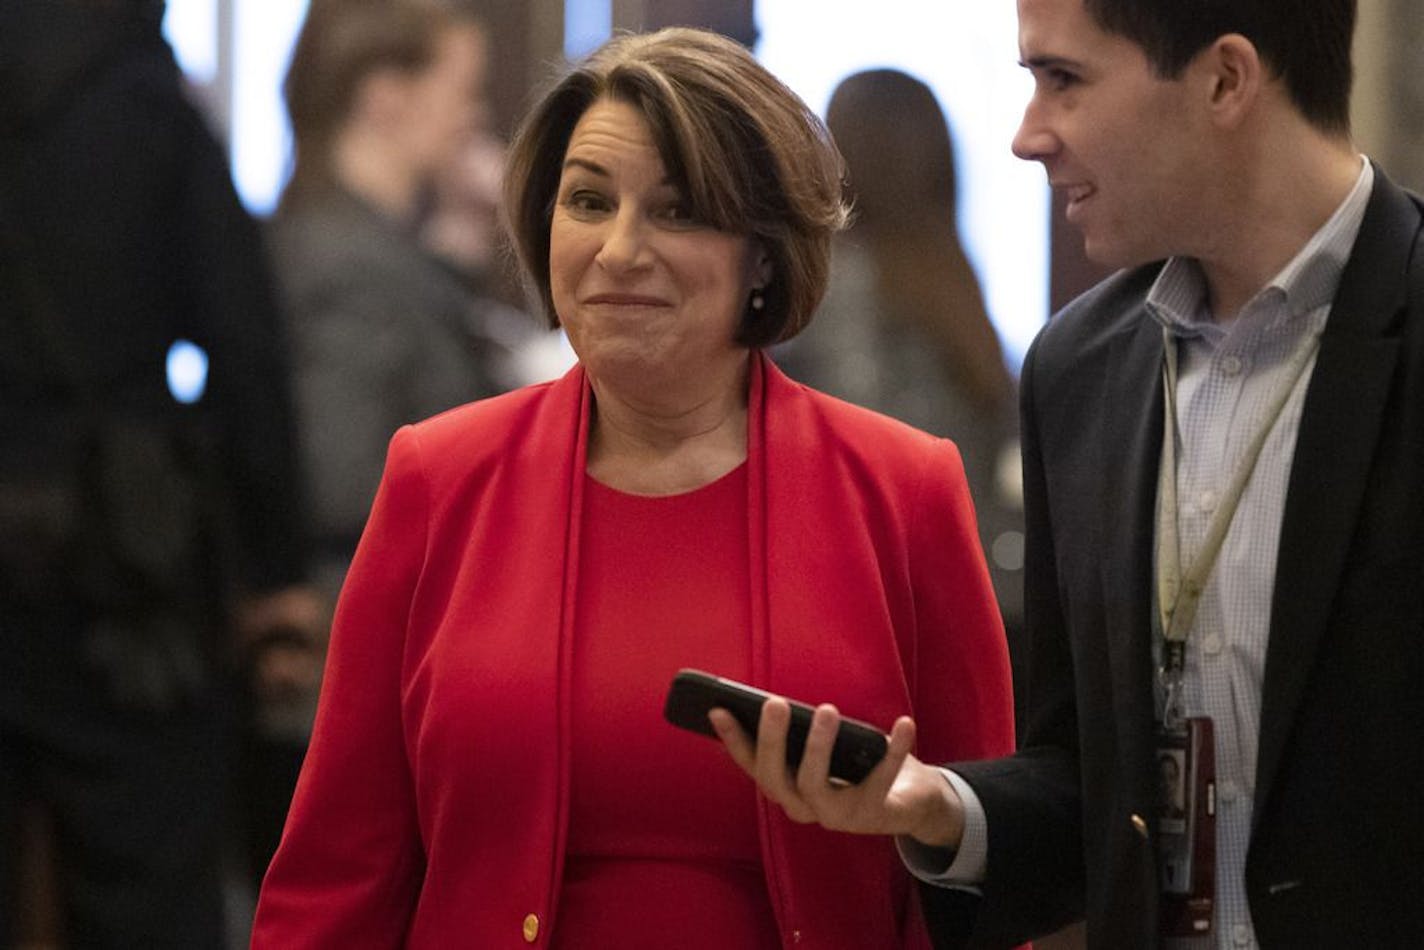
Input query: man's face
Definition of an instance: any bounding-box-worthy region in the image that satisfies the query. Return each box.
[1012,0,1215,268]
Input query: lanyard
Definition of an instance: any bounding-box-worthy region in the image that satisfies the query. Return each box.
[1155,325,1322,726]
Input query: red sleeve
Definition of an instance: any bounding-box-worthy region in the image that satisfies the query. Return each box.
[252,425,429,948]
[908,437,1016,765]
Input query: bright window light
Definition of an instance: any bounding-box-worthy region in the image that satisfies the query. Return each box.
[163,0,219,85]
[230,0,311,214]
[566,0,612,60]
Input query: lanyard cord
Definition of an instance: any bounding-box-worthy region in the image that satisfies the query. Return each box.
[1155,325,1322,725]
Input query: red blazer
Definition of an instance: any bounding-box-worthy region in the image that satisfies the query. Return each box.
[252,353,1015,948]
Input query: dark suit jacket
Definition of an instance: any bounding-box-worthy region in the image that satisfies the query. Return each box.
[922,166,1424,948]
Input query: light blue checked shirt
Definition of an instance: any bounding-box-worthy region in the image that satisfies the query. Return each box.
[905,158,1373,950]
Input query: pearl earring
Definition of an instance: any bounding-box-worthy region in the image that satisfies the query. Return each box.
[750,289,765,312]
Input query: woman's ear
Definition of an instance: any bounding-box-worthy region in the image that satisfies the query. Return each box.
[751,242,773,288]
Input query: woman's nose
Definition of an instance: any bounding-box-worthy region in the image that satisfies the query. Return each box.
[595,209,651,272]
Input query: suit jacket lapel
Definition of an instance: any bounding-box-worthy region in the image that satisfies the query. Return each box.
[1101,310,1166,747]
[1255,167,1420,815]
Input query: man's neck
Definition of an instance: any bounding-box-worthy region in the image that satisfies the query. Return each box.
[1197,134,1362,322]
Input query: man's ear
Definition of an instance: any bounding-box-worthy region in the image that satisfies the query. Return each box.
[1203,33,1264,130]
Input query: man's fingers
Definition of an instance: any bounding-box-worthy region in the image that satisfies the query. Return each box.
[795,704,838,795]
[882,716,916,776]
[846,715,915,820]
[708,708,755,772]
[754,699,794,789]
[710,697,924,834]
[755,699,819,822]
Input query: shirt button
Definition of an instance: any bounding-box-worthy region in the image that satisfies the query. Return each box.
[1197,489,1218,513]
[1219,781,1243,803]
[1220,355,1244,376]
[522,914,540,943]
[1232,922,1252,946]
[1203,633,1224,655]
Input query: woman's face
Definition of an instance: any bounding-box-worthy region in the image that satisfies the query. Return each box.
[549,98,768,401]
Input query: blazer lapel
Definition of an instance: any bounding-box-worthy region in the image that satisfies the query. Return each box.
[1255,168,1420,815]
[1100,311,1166,744]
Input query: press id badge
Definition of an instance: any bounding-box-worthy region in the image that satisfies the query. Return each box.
[1156,716,1216,938]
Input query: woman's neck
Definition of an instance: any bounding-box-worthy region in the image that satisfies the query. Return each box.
[585,361,750,496]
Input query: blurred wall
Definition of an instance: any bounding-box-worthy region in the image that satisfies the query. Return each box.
[464,0,564,137]
[1354,0,1424,192]
[613,0,757,46]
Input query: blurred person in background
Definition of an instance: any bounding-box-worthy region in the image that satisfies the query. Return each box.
[419,118,573,387]
[777,67,1025,685]
[421,125,514,298]
[0,0,321,945]
[247,0,540,893]
[252,27,1014,948]
[270,0,533,607]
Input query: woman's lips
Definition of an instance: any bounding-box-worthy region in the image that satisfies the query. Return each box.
[582,293,671,307]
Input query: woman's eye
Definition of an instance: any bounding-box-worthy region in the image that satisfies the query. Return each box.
[1046,68,1080,91]
[658,201,702,227]
[563,189,610,214]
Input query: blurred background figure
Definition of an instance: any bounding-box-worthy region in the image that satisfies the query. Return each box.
[420,126,515,300]
[419,116,573,386]
[776,67,1025,670]
[243,0,546,894]
[270,0,535,604]
[0,0,320,945]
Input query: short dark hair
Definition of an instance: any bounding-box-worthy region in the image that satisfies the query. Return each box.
[503,27,848,347]
[281,0,478,211]
[1085,0,1356,135]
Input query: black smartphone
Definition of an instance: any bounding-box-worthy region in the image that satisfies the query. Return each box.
[663,668,889,784]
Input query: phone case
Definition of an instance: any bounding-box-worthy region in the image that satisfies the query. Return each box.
[662,668,889,783]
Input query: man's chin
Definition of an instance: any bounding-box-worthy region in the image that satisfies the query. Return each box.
[1079,232,1152,272]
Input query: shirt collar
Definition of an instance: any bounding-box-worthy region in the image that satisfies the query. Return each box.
[1148,157,1374,338]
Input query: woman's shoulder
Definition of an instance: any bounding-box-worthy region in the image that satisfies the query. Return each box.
[410,375,565,445]
[767,363,967,504]
[772,365,946,458]
[766,371,971,535]
[391,367,579,482]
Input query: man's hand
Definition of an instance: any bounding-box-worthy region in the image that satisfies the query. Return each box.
[709,698,966,849]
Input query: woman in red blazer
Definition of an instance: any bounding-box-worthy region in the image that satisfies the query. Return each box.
[252,27,1014,949]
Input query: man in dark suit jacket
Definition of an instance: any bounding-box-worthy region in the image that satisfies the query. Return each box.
[712,0,1423,946]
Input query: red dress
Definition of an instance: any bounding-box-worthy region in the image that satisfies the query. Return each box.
[556,464,780,948]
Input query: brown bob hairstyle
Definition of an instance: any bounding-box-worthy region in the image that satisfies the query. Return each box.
[503,27,848,348]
